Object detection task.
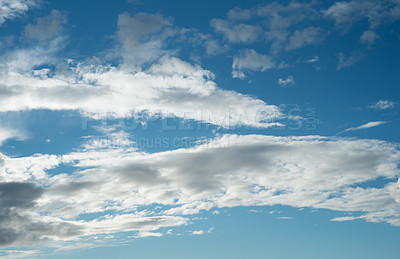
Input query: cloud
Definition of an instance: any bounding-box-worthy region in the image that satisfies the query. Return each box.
[369,100,397,110]
[1,133,399,248]
[277,76,295,87]
[324,0,400,45]
[285,27,324,50]
[212,2,323,53]
[232,49,275,79]
[344,121,389,132]
[360,30,379,44]
[134,231,163,238]
[324,0,400,29]
[210,18,262,43]
[305,56,319,63]
[23,10,67,41]
[330,216,360,222]
[0,54,283,128]
[337,52,363,69]
[0,0,35,25]
[191,230,204,235]
[0,182,82,248]
[277,217,293,220]
[0,127,25,146]
[117,12,175,66]
[0,12,284,129]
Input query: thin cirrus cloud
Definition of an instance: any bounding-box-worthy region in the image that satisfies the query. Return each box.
[0,134,399,247]
[344,121,390,132]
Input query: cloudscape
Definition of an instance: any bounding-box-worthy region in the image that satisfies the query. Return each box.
[0,0,400,258]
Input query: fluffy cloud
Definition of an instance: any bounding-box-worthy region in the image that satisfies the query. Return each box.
[324,0,400,29]
[324,0,400,43]
[232,49,275,79]
[212,1,400,58]
[1,134,399,247]
[213,2,323,53]
[117,12,175,66]
[0,127,25,146]
[0,9,283,129]
[0,56,282,128]
[0,0,35,25]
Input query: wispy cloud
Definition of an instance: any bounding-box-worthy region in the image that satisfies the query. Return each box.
[337,52,363,70]
[369,100,397,110]
[344,121,389,132]
[305,56,319,63]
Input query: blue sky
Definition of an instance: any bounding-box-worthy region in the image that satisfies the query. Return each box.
[0,0,400,258]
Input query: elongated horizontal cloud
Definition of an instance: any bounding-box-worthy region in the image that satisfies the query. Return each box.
[0,57,282,128]
[344,121,389,132]
[1,134,399,247]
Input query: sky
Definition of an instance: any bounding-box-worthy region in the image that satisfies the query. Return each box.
[0,0,400,258]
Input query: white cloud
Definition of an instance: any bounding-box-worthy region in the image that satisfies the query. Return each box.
[0,55,283,128]
[344,121,389,132]
[134,231,163,238]
[232,49,275,79]
[191,230,204,235]
[278,217,293,220]
[277,76,295,87]
[0,0,35,25]
[0,127,25,146]
[369,100,397,110]
[1,133,400,248]
[331,216,360,222]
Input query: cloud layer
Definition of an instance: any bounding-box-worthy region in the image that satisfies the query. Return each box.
[1,134,399,247]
